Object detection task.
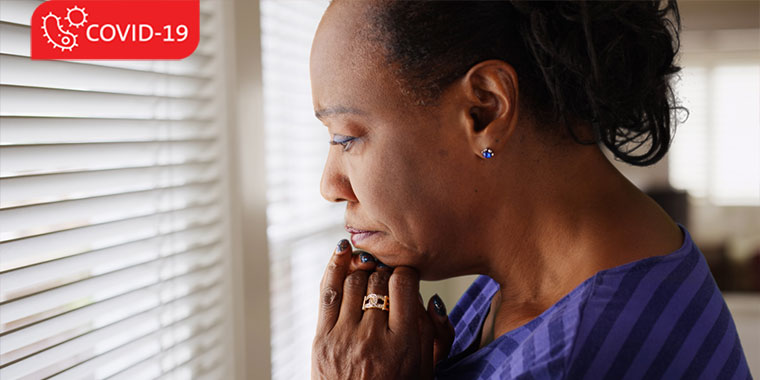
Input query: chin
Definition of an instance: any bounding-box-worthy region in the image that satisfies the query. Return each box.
[356,240,413,267]
[370,249,443,278]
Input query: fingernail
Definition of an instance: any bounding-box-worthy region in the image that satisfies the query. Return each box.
[336,239,350,254]
[432,294,447,317]
[359,251,376,263]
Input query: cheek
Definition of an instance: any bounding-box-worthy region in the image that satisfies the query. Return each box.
[351,142,454,261]
[356,150,418,224]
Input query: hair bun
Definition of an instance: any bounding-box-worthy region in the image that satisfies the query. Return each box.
[510,0,685,165]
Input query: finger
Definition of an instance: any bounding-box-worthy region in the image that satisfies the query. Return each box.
[362,270,391,326]
[337,269,369,325]
[320,239,353,289]
[316,239,353,333]
[428,294,455,364]
[350,251,378,273]
[388,266,420,332]
[376,260,393,272]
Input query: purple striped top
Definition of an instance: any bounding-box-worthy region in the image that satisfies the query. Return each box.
[435,225,752,379]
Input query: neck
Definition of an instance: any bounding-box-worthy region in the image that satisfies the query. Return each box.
[479,142,681,337]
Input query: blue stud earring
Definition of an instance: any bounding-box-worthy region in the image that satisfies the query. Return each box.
[481,148,494,159]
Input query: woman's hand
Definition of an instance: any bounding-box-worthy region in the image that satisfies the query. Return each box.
[311,240,455,380]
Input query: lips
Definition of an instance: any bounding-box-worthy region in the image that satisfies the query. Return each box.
[345,225,378,246]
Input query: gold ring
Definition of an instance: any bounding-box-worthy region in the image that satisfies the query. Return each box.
[362,293,389,311]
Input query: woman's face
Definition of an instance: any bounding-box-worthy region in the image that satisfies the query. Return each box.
[310,2,493,279]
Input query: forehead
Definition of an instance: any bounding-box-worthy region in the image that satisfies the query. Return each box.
[309,1,403,120]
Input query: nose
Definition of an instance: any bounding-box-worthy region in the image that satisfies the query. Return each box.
[320,150,356,203]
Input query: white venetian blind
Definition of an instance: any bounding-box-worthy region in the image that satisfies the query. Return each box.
[670,29,760,206]
[0,1,231,379]
[259,1,345,380]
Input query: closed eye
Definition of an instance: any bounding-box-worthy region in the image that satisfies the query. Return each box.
[330,134,356,152]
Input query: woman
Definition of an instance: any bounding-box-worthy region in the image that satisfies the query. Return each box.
[309,0,752,379]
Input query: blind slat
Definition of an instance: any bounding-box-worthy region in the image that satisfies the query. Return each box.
[0,55,213,98]
[0,184,220,242]
[0,117,215,145]
[0,85,214,119]
[1,141,218,178]
[0,163,219,209]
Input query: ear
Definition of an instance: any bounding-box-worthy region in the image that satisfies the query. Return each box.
[458,60,519,159]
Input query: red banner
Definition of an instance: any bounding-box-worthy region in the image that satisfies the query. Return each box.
[31,0,199,60]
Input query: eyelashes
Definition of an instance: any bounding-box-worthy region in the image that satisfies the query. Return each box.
[329,134,356,152]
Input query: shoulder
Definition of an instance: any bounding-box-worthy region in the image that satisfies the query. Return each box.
[564,227,751,379]
[440,228,751,380]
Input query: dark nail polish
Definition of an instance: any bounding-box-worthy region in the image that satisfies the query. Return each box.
[432,294,447,317]
[336,239,350,252]
[359,251,375,263]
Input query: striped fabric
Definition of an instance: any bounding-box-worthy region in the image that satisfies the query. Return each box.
[435,225,752,379]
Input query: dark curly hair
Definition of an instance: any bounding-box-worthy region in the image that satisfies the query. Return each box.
[353,0,686,166]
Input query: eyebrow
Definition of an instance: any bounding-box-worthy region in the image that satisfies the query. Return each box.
[314,105,366,121]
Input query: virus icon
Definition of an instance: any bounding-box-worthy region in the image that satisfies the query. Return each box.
[65,6,88,28]
[41,12,78,52]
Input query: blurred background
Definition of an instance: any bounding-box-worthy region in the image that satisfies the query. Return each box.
[0,0,757,379]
